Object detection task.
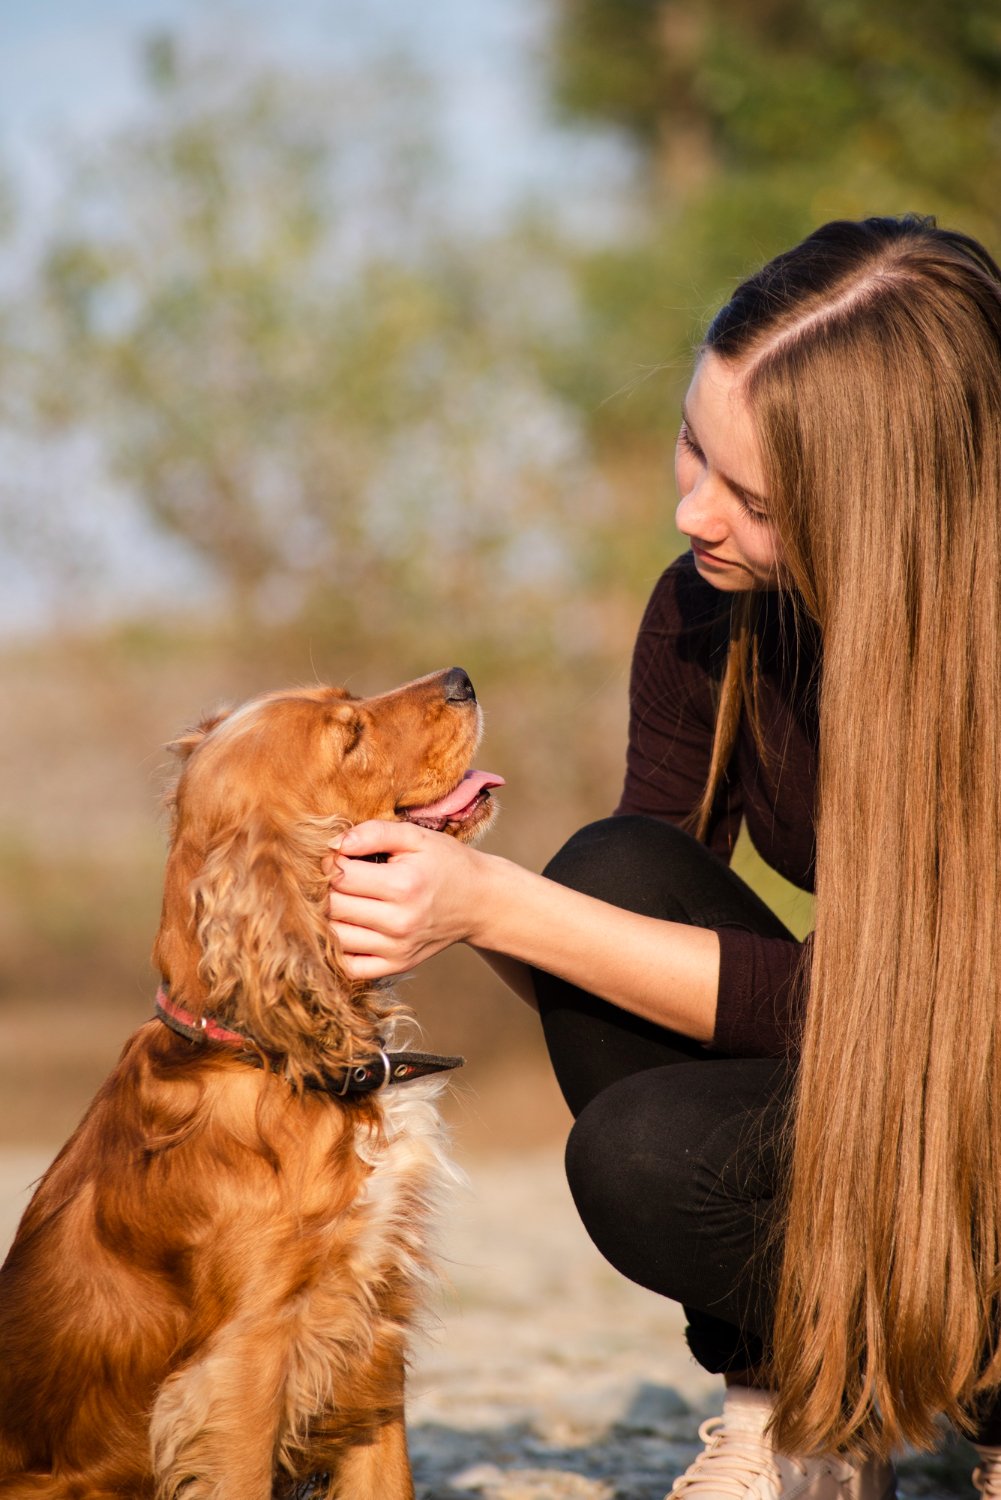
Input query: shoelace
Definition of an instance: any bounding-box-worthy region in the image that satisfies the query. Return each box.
[671,1416,797,1499]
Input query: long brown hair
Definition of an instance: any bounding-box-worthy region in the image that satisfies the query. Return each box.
[700,215,1001,1457]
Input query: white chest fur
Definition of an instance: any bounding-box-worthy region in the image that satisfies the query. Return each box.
[277,1077,464,1462]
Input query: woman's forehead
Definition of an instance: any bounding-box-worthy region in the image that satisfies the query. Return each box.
[684,354,768,494]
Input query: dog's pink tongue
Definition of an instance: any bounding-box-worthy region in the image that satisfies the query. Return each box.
[409,770,505,819]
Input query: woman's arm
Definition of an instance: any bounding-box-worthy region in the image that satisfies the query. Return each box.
[327,822,719,1044]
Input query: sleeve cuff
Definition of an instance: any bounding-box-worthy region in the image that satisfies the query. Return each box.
[711,926,811,1058]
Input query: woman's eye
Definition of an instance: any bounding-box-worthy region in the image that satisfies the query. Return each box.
[679,421,770,524]
[678,423,704,461]
[737,494,770,525]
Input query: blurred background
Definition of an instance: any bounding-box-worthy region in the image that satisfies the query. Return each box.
[1,0,997,1155]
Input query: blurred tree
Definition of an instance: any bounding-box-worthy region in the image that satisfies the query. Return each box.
[32,35,606,644]
[552,0,1001,219]
[545,0,1001,441]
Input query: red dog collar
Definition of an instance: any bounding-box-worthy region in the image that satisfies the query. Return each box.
[154,985,464,1097]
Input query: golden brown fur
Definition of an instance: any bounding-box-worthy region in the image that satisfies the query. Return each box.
[0,668,496,1500]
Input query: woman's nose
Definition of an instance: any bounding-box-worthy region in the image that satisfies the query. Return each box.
[676,482,728,543]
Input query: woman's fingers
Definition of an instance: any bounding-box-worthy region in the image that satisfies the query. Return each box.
[329,919,396,957]
[328,890,406,934]
[331,914,427,978]
[330,819,428,860]
[326,820,432,902]
[338,952,399,981]
[325,817,480,972]
[328,856,401,900]
[327,843,426,965]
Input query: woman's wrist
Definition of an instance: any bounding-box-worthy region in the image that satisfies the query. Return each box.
[459,848,520,951]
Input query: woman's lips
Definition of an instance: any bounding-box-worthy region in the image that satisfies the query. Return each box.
[691,542,735,567]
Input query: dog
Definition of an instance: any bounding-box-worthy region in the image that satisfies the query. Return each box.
[0,667,503,1500]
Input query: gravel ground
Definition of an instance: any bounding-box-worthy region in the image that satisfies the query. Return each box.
[0,1146,976,1500]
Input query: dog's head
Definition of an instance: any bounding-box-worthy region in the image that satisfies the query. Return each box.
[153,668,502,1080]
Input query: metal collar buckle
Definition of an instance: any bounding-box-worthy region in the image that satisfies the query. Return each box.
[336,1049,391,1096]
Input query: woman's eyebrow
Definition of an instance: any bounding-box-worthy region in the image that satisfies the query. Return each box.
[680,403,769,509]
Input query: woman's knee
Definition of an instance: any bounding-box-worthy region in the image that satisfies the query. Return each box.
[542,815,793,938]
[563,1067,708,1298]
[563,1061,788,1308]
[542,815,706,917]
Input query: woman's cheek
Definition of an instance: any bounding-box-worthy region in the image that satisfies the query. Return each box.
[749,526,783,583]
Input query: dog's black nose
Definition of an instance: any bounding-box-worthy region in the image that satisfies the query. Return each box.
[444,667,476,703]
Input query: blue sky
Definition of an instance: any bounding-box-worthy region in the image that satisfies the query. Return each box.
[0,0,632,236]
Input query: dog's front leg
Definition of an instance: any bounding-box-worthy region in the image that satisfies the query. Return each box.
[301,1343,414,1500]
[326,1414,413,1500]
[150,1322,289,1500]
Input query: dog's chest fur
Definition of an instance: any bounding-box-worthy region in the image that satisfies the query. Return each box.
[281,1079,462,1467]
[150,1071,460,1478]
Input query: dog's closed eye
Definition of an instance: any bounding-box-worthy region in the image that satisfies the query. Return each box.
[330,705,365,756]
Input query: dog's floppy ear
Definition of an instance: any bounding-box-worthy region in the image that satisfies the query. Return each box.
[153,831,205,1014]
[178,813,379,1082]
[156,711,235,984]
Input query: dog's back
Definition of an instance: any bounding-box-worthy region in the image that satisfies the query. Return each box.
[1,1024,207,1487]
[0,1018,453,1499]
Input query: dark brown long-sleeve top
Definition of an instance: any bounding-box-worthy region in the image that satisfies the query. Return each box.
[615,552,820,1058]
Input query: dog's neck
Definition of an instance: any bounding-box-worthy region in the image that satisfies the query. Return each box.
[154,985,464,1098]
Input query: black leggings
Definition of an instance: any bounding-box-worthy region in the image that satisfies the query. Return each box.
[533,814,792,1374]
[533,815,1001,1441]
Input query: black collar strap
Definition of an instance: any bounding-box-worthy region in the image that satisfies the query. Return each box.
[154,986,464,1098]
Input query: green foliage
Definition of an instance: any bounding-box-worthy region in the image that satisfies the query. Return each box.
[553,0,1001,208]
[553,0,665,142]
[549,0,1001,447]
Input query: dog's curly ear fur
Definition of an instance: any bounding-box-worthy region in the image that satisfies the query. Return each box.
[157,812,385,1086]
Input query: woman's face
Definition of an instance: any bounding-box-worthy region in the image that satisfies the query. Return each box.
[675,353,781,591]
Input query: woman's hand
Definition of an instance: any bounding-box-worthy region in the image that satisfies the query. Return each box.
[326,820,720,1039]
[325,821,487,981]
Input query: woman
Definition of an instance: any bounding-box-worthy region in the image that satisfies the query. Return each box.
[327,215,1001,1500]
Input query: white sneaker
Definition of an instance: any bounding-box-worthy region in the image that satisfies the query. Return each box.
[973,1443,1001,1498]
[667,1387,897,1500]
